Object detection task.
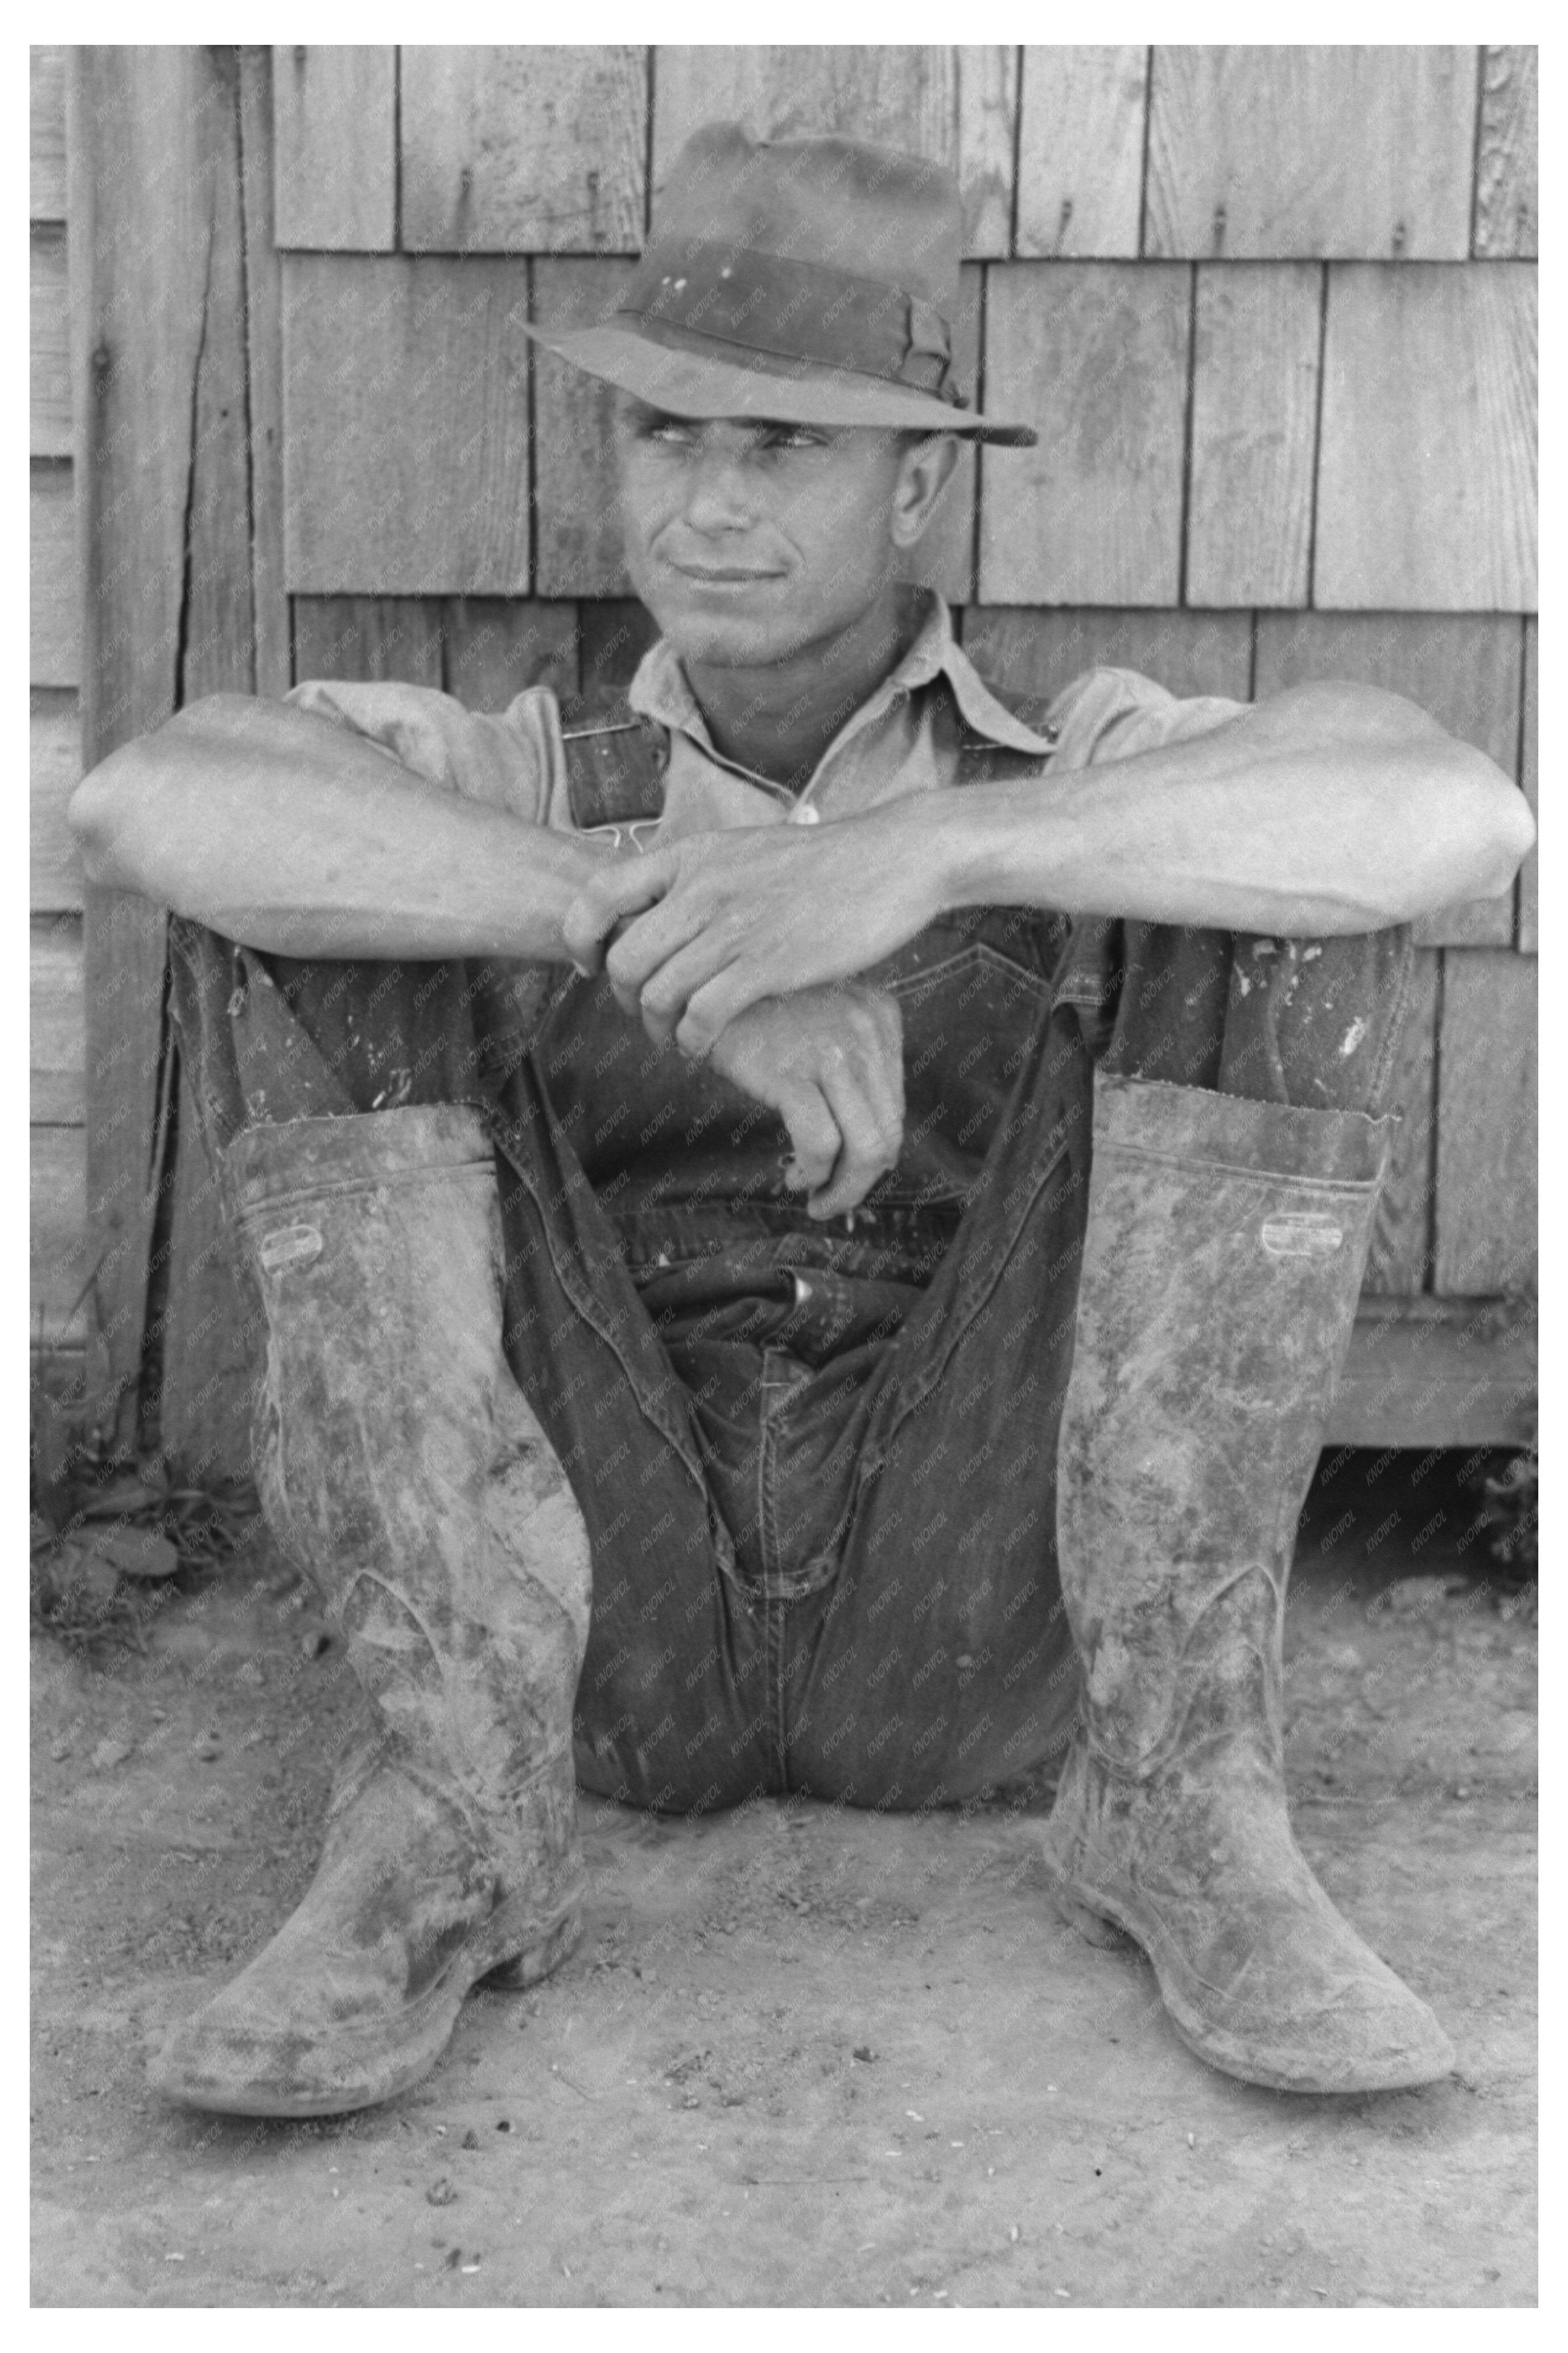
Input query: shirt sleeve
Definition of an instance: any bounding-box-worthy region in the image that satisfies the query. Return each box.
[1045,666,1247,769]
[283,677,561,827]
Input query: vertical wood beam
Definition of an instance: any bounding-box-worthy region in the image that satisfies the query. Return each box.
[72,46,286,1463]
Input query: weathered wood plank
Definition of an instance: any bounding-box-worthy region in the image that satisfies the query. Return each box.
[31,914,85,1126]
[962,606,1252,703]
[240,49,292,701]
[444,600,582,710]
[31,226,71,456]
[532,257,636,599]
[1187,263,1320,608]
[32,1126,93,1351]
[271,45,395,251]
[1016,46,1147,258]
[1474,47,1537,259]
[156,1064,266,1491]
[1253,613,1524,946]
[653,47,1017,258]
[1315,263,1536,613]
[401,46,646,253]
[1519,618,1537,952]
[30,464,78,686]
[72,47,268,1455]
[282,255,532,595]
[1324,1298,1536,1449]
[979,263,1191,606]
[1363,948,1439,1297]
[292,597,446,688]
[1434,950,1536,1297]
[1145,47,1475,259]
[159,49,291,1477]
[31,46,68,220]
[31,689,83,913]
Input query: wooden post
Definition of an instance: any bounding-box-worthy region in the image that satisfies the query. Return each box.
[72,45,287,1471]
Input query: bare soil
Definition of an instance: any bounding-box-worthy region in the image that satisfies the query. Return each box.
[30,1452,1536,2308]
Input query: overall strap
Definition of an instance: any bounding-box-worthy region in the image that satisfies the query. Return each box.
[558,685,670,834]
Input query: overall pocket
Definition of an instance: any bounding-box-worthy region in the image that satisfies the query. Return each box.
[874,930,1057,1207]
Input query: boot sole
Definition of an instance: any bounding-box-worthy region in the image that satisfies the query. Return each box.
[150,1897,582,2121]
[1047,1870,1455,2096]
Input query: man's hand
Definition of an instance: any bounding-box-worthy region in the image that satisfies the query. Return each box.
[706,983,905,1220]
[561,816,941,1055]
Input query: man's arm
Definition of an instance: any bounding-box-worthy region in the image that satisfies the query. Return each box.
[69,693,609,962]
[565,680,1536,1054]
[934,680,1533,935]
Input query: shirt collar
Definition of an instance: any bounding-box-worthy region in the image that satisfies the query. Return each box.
[626,591,1056,763]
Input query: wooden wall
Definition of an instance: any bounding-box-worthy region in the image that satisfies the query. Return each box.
[44,45,1538,1460]
[30,47,91,1354]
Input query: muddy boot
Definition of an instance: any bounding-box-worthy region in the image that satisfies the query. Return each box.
[1040,1075,1455,2094]
[149,1107,592,2118]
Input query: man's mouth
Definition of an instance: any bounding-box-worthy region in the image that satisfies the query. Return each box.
[668,561,786,584]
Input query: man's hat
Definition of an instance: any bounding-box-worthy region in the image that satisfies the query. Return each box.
[526,124,1037,448]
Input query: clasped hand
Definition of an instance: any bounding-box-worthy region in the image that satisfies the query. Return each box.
[561,821,933,1216]
[560,816,938,1055]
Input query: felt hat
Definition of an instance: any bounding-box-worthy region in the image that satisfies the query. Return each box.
[526,123,1037,447]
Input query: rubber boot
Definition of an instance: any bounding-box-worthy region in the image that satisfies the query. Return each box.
[149,1107,592,2118]
[1039,1075,1455,2095]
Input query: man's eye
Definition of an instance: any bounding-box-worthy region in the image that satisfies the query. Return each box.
[646,419,697,446]
[763,426,827,452]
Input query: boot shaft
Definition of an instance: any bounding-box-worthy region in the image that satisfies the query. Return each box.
[1058,1075,1393,1770]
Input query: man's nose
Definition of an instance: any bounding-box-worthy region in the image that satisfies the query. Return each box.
[682,448,754,534]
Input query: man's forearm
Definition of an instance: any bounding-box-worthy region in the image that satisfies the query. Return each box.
[924,684,1535,937]
[69,695,609,962]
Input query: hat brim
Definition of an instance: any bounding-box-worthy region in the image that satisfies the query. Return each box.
[524,322,1037,448]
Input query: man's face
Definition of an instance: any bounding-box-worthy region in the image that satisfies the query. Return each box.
[613,399,930,669]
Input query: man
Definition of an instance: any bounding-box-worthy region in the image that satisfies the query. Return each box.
[72,125,1532,2119]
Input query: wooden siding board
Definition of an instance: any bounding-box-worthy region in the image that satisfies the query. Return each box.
[1187,263,1320,609]
[31,690,83,914]
[652,46,1016,258]
[1315,263,1536,614]
[31,914,85,1127]
[1144,47,1475,260]
[31,47,68,220]
[532,257,637,599]
[240,49,292,701]
[72,47,269,1454]
[292,597,446,688]
[1435,950,1536,1297]
[1325,1300,1536,1449]
[401,46,646,255]
[32,1126,92,1350]
[31,227,71,457]
[962,606,1252,703]
[1475,47,1538,260]
[30,464,78,688]
[271,45,395,251]
[282,255,532,596]
[1253,611,1523,948]
[1519,618,1537,953]
[1016,45,1147,259]
[443,599,582,710]
[979,263,1191,606]
[1364,947,1439,1297]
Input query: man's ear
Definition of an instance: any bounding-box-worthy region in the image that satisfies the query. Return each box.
[890,434,961,549]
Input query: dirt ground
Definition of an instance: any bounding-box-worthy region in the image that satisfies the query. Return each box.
[30,1450,1535,2309]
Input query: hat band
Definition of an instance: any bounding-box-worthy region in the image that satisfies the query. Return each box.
[618,240,962,402]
